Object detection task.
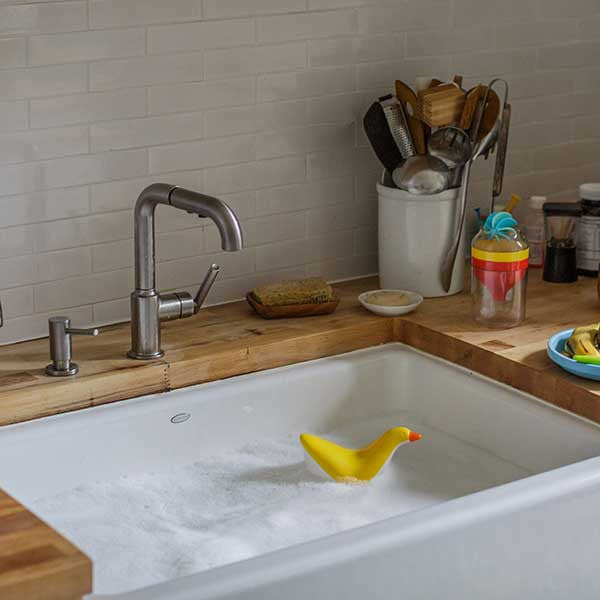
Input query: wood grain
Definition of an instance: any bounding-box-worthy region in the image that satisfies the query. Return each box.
[0,490,91,600]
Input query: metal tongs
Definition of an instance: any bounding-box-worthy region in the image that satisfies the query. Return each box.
[489,78,511,214]
[439,79,510,293]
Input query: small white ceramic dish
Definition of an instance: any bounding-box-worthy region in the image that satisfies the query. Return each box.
[358,289,423,316]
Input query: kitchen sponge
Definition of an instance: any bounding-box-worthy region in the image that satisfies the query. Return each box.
[250,277,334,307]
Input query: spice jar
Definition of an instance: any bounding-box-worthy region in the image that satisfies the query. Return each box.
[471,212,529,328]
[578,183,600,276]
[543,202,581,283]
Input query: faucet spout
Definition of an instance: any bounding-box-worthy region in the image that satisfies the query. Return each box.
[169,187,243,252]
[129,183,243,360]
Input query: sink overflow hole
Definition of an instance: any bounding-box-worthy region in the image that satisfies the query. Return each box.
[170,412,191,424]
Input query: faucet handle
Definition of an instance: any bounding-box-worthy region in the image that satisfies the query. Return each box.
[158,263,220,322]
[194,263,220,311]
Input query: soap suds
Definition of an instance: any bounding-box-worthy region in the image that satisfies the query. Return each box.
[30,417,529,594]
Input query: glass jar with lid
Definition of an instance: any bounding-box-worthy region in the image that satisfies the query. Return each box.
[578,183,600,276]
[471,212,529,328]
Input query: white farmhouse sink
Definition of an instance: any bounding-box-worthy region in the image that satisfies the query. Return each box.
[2,343,600,599]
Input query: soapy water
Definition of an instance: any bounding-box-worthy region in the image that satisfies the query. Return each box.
[30,417,530,594]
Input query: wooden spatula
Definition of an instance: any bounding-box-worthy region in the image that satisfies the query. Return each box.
[394,80,426,154]
[459,85,484,131]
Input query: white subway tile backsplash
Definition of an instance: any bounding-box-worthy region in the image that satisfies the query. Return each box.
[149,78,255,115]
[510,120,572,150]
[495,21,579,49]
[90,0,200,28]
[0,37,26,69]
[0,63,86,100]
[310,35,402,67]
[0,187,90,227]
[453,48,537,77]
[205,43,307,79]
[453,0,535,25]
[0,2,87,35]
[90,53,204,91]
[0,255,35,289]
[30,89,146,128]
[306,202,356,235]
[533,141,600,171]
[579,15,600,40]
[309,0,370,7]
[91,113,204,152]
[540,0,600,18]
[0,0,596,343]
[35,268,132,312]
[255,238,308,270]
[572,115,600,139]
[30,149,147,191]
[0,225,33,258]
[203,100,306,138]
[34,247,91,283]
[255,230,353,271]
[92,239,133,273]
[256,122,355,159]
[157,228,205,262]
[203,0,305,19]
[33,211,133,252]
[0,100,27,132]
[256,178,354,215]
[1,286,34,319]
[259,66,354,101]
[0,126,88,165]
[358,0,451,34]
[29,29,146,66]
[148,19,254,55]
[307,146,378,180]
[538,42,600,70]
[257,9,358,43]
[508,71,575,101]
[406,28,492,58]
[307,92,369,124]
[205,155,306,194]
[306,253,377,280]
[92,297,129,325]
[149,134,256,173]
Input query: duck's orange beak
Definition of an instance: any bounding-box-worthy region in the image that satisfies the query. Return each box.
[409,430,422,442]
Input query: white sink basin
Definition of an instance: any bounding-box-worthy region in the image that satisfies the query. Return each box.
[2,343,600,599]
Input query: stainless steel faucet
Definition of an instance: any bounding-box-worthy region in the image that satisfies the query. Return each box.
[128,183,243,360]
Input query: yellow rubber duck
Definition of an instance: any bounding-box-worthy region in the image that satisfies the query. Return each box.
[300,426,422,483]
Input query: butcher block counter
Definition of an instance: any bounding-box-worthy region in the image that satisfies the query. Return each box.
[2,268,600,599]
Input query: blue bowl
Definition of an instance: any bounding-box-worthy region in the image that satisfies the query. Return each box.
[547,329,600,381]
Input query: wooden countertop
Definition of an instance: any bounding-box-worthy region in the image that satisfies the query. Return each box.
[3,268,600,599]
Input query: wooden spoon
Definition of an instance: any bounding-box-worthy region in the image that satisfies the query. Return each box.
[459,85,484,131]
